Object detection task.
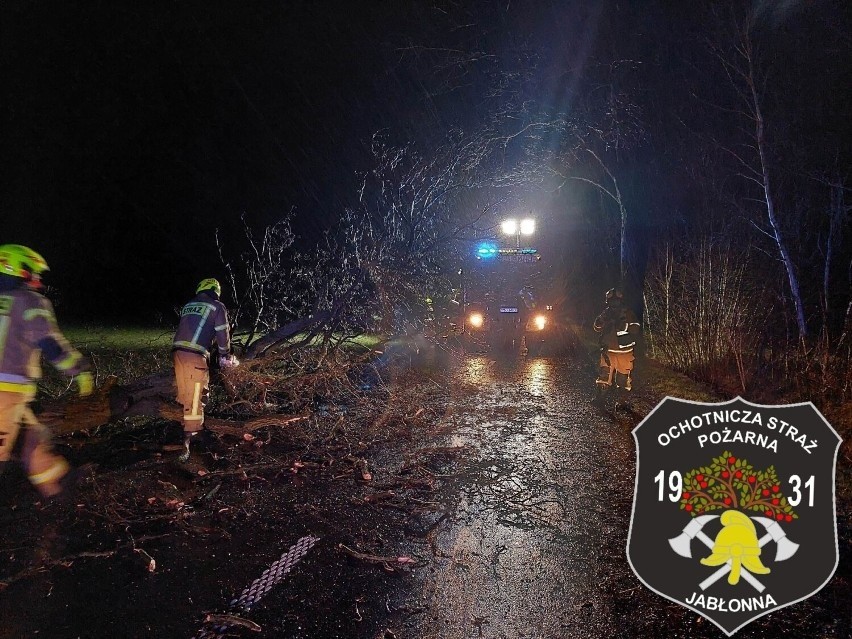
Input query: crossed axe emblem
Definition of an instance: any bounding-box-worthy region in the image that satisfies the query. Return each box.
[669,515,799,592]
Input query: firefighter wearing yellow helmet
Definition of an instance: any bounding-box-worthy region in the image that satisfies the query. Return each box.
[172,278,236,461]
[0,245,92,498]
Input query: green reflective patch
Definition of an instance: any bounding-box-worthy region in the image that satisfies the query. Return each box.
[0,296,12,315]
[181,303,209,317]
[55,351,81,371]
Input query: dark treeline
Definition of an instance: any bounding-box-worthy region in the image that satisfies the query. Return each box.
[635,2,852,400]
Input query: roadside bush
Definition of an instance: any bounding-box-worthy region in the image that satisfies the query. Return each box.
[643,238,770,393]
[644,238,852,407]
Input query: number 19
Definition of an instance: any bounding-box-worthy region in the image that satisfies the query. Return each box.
[654,470,683,502]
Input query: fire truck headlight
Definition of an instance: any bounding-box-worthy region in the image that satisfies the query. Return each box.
[469,313,484,328]
[534,315,546,330]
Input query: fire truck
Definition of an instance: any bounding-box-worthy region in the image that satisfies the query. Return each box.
[454,242,560,356]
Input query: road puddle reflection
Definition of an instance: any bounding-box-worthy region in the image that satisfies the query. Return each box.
[523,357,553,397]
[460,355,494,385]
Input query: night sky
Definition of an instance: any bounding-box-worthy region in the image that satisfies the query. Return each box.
[2,1,850,323]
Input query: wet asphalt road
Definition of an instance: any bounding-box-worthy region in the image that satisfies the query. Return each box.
[402,354,642,638]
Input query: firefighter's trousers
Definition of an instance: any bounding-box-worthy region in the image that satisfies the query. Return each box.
[173,350,209,434]
[0,389,69,497]
[597,350,634,390]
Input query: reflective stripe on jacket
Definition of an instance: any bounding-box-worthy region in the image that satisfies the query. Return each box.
[172,292,230,358]
[594,304,641,354]
[0,288,88,393]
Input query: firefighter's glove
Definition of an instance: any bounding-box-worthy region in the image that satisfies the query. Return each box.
[220,354,240,369]
[76,371,94,397]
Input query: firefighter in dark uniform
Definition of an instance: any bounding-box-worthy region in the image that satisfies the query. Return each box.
[0,245,92,499]
[172,278,236,461]
[594,287,640,397]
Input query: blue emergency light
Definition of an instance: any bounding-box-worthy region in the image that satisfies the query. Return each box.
[476,243,498,259]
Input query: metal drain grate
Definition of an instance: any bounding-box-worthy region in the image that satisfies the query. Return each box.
[193,535,320,639]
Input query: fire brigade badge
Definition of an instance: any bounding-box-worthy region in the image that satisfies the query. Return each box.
[627,397,841,635]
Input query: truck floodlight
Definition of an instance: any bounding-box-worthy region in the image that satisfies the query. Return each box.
[501,219,518,235]
[520,219,535,235]
[534,314,546,330]
[469,312,484,328]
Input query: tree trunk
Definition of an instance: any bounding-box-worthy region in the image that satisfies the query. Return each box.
[38,373,307,437]
[744,35,808,342]
[244,311,331,360]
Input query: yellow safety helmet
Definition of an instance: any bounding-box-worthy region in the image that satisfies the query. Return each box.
[196,278,222,297]
[0,244,49,288]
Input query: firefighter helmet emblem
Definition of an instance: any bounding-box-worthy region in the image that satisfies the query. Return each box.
[627,397,841,635]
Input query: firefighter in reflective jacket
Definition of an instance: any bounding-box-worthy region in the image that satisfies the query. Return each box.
[594,287,640,394]
[172,278,235,461]
[0,245,92,498]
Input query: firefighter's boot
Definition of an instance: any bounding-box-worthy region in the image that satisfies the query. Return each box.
[178,432,196,463]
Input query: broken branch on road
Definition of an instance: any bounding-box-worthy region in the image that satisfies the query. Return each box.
[338,544,422,569]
